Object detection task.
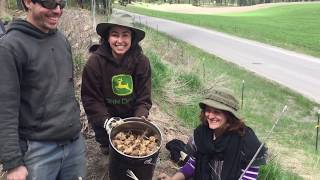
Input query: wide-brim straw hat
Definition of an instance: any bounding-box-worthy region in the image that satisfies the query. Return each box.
[199,89,241,120]
[96,13,145,42]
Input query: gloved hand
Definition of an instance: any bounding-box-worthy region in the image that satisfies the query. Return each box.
[165,139,189,166]
[110,118,124,128]
[103,117,124,134]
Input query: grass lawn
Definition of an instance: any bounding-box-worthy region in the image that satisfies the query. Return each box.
[116,3,320,58]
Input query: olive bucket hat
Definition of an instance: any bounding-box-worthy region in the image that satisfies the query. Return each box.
[199,89,241,120]
[96,13,145,42]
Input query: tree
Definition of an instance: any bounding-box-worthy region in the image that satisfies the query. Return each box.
[0,0,6,16]
[16,0,23,10]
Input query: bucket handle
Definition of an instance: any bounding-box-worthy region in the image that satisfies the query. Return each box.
[144,157,160,166]
[122,116,144,121]
[126,169,139,180]
[104,117,147,134]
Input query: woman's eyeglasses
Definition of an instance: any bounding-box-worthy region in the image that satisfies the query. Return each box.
[33,0,66,10]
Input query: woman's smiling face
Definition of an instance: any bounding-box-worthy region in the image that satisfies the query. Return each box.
[108,25,132,59]
[204,106,227,130]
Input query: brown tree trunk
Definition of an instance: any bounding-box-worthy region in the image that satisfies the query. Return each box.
[16,0,23,10]
[0,0,6,17]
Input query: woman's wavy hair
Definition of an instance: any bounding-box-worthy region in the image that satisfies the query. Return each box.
[200,106,246,136]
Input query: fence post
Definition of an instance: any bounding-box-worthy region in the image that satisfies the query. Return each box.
[316,110,320,151]
[241,80,245,109]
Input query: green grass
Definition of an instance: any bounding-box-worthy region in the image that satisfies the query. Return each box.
[148,50,170,97]
[259,161,303,180]
[137,22,320,178]
[177,72,203,91]
[73,53,85,77]
[116,3,320,58]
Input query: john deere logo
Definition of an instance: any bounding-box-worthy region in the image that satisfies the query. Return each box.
[112,75,133,96]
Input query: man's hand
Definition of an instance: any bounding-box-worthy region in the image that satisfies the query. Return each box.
[7,165,28,180]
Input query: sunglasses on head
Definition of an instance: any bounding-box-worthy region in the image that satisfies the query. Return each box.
[32,0,66,10]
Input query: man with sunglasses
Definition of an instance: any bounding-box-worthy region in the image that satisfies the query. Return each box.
[0,0,86,179]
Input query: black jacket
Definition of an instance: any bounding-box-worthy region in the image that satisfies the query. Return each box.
[0,19,81,171]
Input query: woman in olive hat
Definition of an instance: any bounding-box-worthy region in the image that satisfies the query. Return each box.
[159,89,267,180]
[81,13,152,154]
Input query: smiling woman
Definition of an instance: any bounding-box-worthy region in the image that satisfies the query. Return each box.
[108,26,132,59]
[81,13,153,166]
[159,88,267,180]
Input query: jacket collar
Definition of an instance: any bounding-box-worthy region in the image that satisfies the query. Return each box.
[94,44,125,66]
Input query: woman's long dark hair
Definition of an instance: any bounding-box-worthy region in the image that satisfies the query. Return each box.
[200,107,246,136]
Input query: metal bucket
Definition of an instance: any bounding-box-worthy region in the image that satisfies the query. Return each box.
[105,117,162,180]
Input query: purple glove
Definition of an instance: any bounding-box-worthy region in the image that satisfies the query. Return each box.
[179,157,195,178]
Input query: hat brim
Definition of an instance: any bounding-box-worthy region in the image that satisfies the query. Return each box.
[199,100,241,120]
[96,23,145,42]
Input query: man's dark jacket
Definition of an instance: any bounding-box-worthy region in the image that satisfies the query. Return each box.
[0,19,81,171]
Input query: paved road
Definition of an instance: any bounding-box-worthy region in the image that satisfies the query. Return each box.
[117,10,320,103]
